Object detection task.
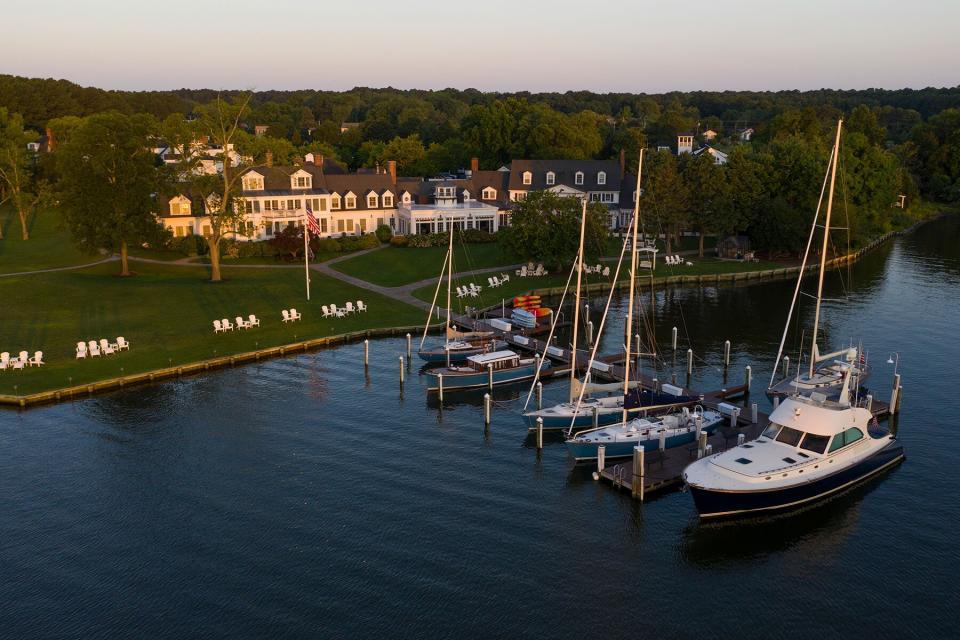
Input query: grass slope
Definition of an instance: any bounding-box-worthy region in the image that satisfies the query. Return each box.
[0,207,104,274]
[0,262,424,395]
[331,243,513,287]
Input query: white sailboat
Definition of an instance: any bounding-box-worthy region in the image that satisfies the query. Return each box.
[684,120,905,519]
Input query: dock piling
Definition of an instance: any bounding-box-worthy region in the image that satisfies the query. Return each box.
[705,444,713,456]
[364,339,369,367]
[773,396,780,409]
[399,356,405,384]
[586,320,594,346]
[745,365,752,391]
[724,340,731,368]
[487,363,494,391]
[597,445,606,473]
[687,349,693,375]
[438,373,443,402]
[672,326,677,350]
[632,446,645,501]
[866,394,873,413]
[536,417,544,449]
[891,373,901,415]
[536,381,543,410]
[729,408,740,427]
[658,429,666,452]
[751,402,758,424]
[483,393,491,426]
[592,406,599,429]
[406,333,412,359]
[697,431,708,459]
[783,356,790,378]
[737,433,746,446]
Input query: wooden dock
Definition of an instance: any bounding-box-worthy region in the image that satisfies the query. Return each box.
[598,394,892,500]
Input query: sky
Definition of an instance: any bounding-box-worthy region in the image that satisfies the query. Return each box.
[1,0,957,93]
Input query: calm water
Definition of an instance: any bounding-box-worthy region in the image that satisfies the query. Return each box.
[2,217,958,639]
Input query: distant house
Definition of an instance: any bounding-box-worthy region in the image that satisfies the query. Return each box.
[254,125,269,137]
[340,122,361,133]
[692,145,729,165]
[739,128,754,142]
[716,235,751,259]
[677,134,694,155]
[702,129,718,141]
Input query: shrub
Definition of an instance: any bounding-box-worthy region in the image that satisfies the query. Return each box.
[407,234,433,248]
[389,235,409,247]
[340,236,361,252]
[315,238,341,253]
[460,228,498,243]
[375,224,392,243]
[357,233,380,249]
[177,234,207,257]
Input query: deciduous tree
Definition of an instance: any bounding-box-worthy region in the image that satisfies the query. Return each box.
[0,108,50,240]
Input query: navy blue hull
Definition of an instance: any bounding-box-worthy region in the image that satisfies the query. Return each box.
[688,439,904,519]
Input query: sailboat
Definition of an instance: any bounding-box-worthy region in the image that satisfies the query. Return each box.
[417,227,505,365]
[683,120,904,519]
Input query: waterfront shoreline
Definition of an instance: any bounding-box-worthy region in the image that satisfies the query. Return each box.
[0,214,943,409]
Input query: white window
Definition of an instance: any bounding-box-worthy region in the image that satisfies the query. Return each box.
[462,190,471,200]
[482,187,497,200]
[292,175,311,189]
[345,195,356,209]
[331,194,341,210]
[575,171,584,185]
[383,194,394,207]
[367,193,378,208]
[402,192,412,204]
[242,176,264,191]
[597,171,606,185]
[169,198,191,216]
[545,171,555,185]
[522,171,532,185]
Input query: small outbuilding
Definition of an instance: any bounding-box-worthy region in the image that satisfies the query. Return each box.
[716,235,752,259]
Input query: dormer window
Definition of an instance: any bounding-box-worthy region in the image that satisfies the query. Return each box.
[402,192,411,204]
[345,193,356,209]
[242,175,264,191]
[290,170,312,189]
[597,171,606,185]
[367,193,379,208]
[574,171,584,186]
[462,190,471,201]
[545,171,555,185]
[482,187,497,200]
[331,194,341,210]
[169,195,192,216]
[522,171,532,185]
[383,193,394,207]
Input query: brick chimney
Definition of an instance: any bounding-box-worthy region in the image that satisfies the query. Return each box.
[387,160,396,182]
[619,149,626,178]
[45,127,56,152]
[470,157,479,173]
[317,154,324,173]
[265,150,273,167]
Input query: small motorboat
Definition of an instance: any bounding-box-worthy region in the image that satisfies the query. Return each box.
[565,406,724,462]
[425,350,538,391]
[417,338,507,364]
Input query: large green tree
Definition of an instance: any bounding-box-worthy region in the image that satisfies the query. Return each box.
[641,150,689,254]
[0,108,49,240]
[501,191,608,271]
[682,153,732,256]
[58,112,162,275]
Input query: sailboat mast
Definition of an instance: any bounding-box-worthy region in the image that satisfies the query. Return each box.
[446,224,453,336]
[622,150,644,421]
[810,119,843,378]
[569,198,588,402]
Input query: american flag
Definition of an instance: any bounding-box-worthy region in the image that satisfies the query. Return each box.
[305,202,322,236]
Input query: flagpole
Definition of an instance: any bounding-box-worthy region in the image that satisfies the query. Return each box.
[304,219,311,301]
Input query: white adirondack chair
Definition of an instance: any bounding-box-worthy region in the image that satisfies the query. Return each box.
[221,318,235,331]
[602,266,610,277]
[357,300,368,312]
[11,353,26,370]
[76,342,87,359]
[322,305,332,318]
[289,308,302,321]
[235,316,249,330]
[345,302,356,314]
[117,337,130,350]
[0,352,9,370]
[88,340,102,357]
[330,304,345,317]
[282,310,292,323]
[500,273,510,283]
[214,320,225,333]
[99,339,115,355]
[29,351,44,366]
[248,315,260,328]
[487,277,495,288]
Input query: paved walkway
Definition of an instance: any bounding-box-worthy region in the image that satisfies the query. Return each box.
[0,255,117,278]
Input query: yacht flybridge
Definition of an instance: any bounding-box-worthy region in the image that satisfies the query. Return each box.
[767,344,869,400]
[684,119,904,519]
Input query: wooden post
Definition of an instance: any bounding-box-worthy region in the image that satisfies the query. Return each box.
[672,326,677,350]
[698,431,708,459]
[658,428,666,452]
[536,381,543,410]
[364,339,369,366]
[687,348,693,375]
[783,355,790,378]
[745,365,752,391]
[484,393,491,426]
[438,373,443,402]
[737,433,746,446]
[597,445,606,473]
[773,396,780,410]
[632,446,645,501]
[751,402,758,424]
[534,354,541,376]
[723,340,731,368]
[729,408,739,427]
[536,417,544,449]
[592,405,599,429]
[487,363,494,390]
[891,373,901,415]
[406,333,412,359]
[865,393,873,413]
[399,356,405,384]
[586,320,594,346]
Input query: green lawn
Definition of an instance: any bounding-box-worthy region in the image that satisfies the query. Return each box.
[411,257,793,310]
[0,207,104,274]
[0,262,425,395]
[604,234,718,257]
[331,243,515,287]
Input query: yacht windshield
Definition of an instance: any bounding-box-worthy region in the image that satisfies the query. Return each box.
[775,426,803,446]
[799,433,830,454]
[762,423,781,439]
